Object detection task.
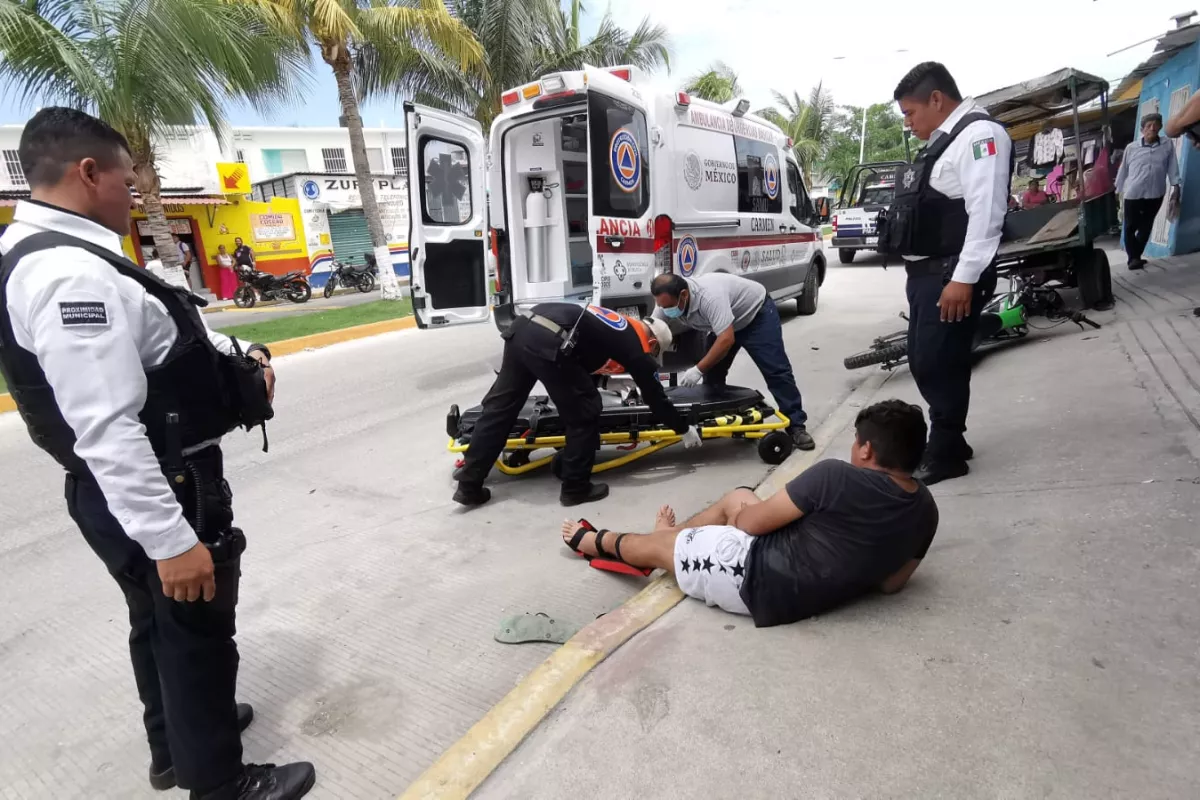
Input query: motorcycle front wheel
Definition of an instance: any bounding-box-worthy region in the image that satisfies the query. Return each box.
[233,286,257,309]
[286,280,312,304]
[323,277,337,298]
[356,272,375,293]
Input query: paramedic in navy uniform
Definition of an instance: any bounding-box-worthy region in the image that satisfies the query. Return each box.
[0,109,314,799]
[883,63,1012,485]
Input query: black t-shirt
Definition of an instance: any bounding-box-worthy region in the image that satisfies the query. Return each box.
[234,245,255,267]
[740,459,939,627]
[530,303,687,434]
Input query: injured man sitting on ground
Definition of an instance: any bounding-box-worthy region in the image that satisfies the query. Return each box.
[562,400,940,627]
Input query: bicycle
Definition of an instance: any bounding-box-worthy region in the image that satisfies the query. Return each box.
[844,272,1102,371]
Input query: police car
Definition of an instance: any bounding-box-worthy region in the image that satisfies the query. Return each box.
[830,161,907,264]
[401,65,828,330]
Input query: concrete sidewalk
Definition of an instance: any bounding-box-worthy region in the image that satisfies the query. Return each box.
[478,250,1200,799]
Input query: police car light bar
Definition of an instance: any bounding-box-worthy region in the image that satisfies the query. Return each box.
[676,92,691,107]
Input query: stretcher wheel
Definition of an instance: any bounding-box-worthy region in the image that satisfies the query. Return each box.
[505,450,531,468]
[758,431,793,465]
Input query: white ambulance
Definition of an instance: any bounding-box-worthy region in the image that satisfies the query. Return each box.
[403,65,828,330]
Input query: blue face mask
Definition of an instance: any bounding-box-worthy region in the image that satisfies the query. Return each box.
[662,304,684,319]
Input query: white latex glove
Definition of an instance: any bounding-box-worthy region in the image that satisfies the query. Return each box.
[681,426,703,449]
[680,366,704,387]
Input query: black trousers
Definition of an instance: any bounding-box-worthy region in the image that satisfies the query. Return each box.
[65,446,243,793]
[458,321,602,493]
[1123,196,1164,265]
[906,262,997,463]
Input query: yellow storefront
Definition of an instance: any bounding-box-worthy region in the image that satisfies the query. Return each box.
[0,194,308,300]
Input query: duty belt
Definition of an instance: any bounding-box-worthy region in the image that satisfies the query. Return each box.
[517,309,584,357]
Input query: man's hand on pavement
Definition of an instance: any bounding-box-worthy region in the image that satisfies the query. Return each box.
[937,281,974,322]
[158,542,216,603]
[681,426,703,449]
[680,366,704,387]
[250,350,275,404]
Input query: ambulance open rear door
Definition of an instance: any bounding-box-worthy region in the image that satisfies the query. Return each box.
[403,102,490,328]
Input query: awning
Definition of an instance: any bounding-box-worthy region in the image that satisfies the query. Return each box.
[976,68,1110,128]
[147,195,229,206]
[1115,23,1200,100]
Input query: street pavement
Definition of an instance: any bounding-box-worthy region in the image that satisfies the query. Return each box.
[204,286,385,330]
[0,254,901,798]
[479,247,1200,799]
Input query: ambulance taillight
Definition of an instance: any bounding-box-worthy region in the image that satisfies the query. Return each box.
[653,215,674,274]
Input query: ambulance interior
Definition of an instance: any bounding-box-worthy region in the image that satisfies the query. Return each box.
[501,108,594,307]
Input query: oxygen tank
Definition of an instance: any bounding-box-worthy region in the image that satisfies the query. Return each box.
[524,177,550,283]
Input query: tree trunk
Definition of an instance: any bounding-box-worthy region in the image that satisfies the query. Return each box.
[328,46,402,301]
[133,156,181,270]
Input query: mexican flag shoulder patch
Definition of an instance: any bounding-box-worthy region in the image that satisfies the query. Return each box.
[972,138,997,160]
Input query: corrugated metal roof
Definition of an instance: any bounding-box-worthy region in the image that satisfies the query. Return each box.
[976,68,1110,127]
[1114,23,1200,99]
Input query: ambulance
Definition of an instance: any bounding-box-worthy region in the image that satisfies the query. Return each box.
[403,65,828,331]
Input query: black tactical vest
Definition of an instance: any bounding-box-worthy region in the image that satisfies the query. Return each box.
[878,111,1012,259]
[0,231,249,476]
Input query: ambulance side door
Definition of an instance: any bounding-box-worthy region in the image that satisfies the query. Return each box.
[586,71,654,308]
[785,158,819,273]
[403,102,490,328]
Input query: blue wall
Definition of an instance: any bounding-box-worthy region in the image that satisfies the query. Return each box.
[1137,40,1200,257]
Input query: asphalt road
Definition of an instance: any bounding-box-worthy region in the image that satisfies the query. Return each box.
[0,255,908,797]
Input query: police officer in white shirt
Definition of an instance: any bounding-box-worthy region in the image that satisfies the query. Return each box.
[0,108,314,799]
[879,63,1012,485]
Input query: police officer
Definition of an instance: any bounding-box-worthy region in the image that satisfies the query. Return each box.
[880,63,1011,485]
[0,108,314,799]
[454,304,701,507]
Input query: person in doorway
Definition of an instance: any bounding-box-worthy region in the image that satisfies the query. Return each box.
[1021,177,1050,208]
[650,272,815,451]
[877,62,1011,485]
[0,107,312,799]
[145,247,164,278]
[233,237,256,270]
[1116,113,1180,271]
[560,399,939,627]
[172,233,192,274]
[454,305,698,508]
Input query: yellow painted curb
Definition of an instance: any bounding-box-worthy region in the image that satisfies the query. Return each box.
[0,315,417,414]
[399,574,685,800]
[262,316,417,358]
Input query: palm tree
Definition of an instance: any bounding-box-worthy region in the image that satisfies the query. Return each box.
[0,0,305,270]
[683,62,740,103]
[435,0,671,129]
[237,0,485,299]
[758,83,835,188]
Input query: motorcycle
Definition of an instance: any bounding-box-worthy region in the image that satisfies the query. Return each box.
[233,266,312,308]
[322,255,377,298]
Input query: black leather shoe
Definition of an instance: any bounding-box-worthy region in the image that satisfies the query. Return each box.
[150,704,256,791]
[790,426,816,451]
[453,483,491,507]
[957,441,974,461]
[560,483,610,507]
[190,762,316,800]
[914,459,969,486]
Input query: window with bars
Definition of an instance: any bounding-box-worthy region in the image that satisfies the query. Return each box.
[391,147,408,176]
[3,149,27,186]
[322,147,348,172]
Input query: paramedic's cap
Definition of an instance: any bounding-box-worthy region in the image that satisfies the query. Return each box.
[643,317,673,361]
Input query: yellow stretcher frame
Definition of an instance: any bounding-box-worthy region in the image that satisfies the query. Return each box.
[447,409,791,476]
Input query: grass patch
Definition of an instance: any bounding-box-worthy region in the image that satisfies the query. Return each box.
[219,298,413,345]
[821,224,833,237]
[0,372,6,394]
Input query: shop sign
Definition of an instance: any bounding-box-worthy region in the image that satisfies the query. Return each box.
[251,212,295,242]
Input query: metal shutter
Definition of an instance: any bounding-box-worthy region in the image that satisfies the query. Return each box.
[327,209,374,266]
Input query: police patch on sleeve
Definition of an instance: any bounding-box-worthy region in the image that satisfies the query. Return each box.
[59,301,109,326]
[972,138,997,160]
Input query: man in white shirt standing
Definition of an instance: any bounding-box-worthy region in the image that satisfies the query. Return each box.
[879,63,1012,485]
[0,108,314,799]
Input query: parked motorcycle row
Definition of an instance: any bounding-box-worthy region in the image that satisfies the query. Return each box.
[231,254,380,309]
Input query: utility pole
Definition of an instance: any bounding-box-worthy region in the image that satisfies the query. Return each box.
[859,105,868,164]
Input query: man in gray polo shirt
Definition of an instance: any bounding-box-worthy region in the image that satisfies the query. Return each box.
[651,273,814,450]
[1116,113,1180,270]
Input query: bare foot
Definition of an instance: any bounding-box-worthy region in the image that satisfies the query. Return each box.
[562,519,600,558]
[654,505,676,531]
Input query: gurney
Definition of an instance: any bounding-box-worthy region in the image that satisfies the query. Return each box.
[446,383,794,476]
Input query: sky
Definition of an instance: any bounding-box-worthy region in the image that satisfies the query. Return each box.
[0,0,1194,127]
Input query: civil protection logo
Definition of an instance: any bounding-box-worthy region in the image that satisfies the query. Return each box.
[764,153,779,200]
[587,305,629,331]
[740,250,751,272]
[678,236,699,277]
[610,129,641,193]
[302,180,321,200]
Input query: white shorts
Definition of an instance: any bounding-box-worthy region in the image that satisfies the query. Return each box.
[673,525,754,616]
